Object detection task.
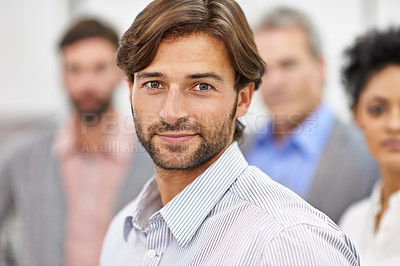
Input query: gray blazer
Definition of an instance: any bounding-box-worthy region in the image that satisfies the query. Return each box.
[240,120,379,223]
[0,130,154,266]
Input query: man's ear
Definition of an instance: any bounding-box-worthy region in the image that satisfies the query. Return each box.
[235,82,255,118]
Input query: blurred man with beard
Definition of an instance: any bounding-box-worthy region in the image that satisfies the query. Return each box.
[0,19,153,266]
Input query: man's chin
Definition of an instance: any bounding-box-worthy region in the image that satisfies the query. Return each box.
[149,142,203,170]
[73,99,112,119]
[154,160,198,171]
[78,106,106,115]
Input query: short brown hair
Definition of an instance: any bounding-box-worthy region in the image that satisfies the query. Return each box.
[117,0,265,90]
[59,18,119,49]
[117,0,265,141]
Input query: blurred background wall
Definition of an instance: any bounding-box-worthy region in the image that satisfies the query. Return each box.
[1,0,400,145]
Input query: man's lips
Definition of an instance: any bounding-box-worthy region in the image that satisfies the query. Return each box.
[156,133,198,144]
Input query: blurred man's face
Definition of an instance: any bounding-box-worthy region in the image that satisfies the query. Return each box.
[254,27,324,126]
[62,37,123,118]
[130,34,252,170]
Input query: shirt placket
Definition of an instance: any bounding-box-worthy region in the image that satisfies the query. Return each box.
[143,213,170,266]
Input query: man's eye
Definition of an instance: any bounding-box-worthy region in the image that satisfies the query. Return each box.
[146,81,161,89]
[368,105,384,116]
[282,60,298,70]
[68,66,80,74]
[94,64,107,73]
[193,83,211,91]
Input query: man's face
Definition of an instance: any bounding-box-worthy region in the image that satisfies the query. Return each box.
[254,27,324,124]
[62,37,123,117]
[131,34,252,170]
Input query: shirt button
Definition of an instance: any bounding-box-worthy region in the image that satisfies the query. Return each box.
[147,249,156,259]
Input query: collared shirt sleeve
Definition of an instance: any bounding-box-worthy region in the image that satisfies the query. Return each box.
[261,224,359,265]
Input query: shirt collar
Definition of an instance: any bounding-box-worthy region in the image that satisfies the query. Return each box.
[131,177,162,232]
[257,102,335,158]
[129,141,248,247]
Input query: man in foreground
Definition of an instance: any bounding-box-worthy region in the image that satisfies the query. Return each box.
[0,19,153,266]
[101,0,359,265]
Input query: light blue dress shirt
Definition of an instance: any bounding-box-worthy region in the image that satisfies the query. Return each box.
[245,103,335,198]
[101,142,359,265]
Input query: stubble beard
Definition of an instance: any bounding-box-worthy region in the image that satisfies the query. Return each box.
[72,94,112,124]
[132,106,236,171]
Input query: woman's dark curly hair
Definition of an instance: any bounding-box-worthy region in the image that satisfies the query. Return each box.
[342,27,400,107]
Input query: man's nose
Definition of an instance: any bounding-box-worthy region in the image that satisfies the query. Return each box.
[73,69,98,90]
[265,69,285,89]
[159,87,189,125]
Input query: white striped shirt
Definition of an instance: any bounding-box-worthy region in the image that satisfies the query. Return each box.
[101,142,359,265]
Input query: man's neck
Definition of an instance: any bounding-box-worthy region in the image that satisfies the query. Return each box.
[272,118,305,142]
[74,106,117,153]
[154,143,231,206]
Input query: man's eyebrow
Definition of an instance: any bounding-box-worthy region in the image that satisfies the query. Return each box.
[186,72,225,82]
[135,72,165,79]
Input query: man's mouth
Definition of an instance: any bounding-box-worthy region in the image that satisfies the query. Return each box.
[156,133,198,144]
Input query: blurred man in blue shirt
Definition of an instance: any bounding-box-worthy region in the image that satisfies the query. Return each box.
[243,7,378,222]
[246,103,334,199]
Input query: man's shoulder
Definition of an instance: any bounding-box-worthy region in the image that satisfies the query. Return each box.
[230,165,333,230]
[0,129,56,164]
[228,166,359,264]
